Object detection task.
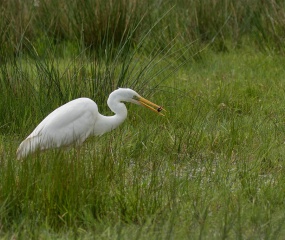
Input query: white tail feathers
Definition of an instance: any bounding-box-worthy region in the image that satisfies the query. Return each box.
[16,137,39,160]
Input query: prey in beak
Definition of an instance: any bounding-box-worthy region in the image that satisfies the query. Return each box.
[135,96,166,116]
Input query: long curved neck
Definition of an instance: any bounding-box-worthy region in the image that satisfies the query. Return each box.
[92,92,128,136]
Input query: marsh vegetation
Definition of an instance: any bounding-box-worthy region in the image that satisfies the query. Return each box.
[1,0,285,238]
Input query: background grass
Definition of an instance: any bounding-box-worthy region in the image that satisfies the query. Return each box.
[1,0,285,239]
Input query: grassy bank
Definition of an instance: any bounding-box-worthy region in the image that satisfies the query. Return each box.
[1,49,285,238]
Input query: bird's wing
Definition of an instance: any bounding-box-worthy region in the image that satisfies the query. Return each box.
[26,98,99,148]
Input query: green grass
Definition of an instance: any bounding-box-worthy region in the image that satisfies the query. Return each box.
[1,48,285,239]
[1,0,285,56]
[2,0,285,239]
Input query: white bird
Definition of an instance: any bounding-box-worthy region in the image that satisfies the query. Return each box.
[16,88,165,159]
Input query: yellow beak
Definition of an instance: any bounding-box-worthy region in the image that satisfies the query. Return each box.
[137,96,166,116]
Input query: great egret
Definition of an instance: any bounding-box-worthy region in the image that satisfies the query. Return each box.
[16,88,165,159]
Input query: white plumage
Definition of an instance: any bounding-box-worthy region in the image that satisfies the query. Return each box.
[17,88,165,159]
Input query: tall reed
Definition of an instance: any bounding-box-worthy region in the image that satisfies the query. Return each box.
[1,0,285,57]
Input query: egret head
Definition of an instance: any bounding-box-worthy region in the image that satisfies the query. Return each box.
[112,88,165,115]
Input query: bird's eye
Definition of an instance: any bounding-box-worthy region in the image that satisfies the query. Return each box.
[133,95,139,100]
[157,107,163,112]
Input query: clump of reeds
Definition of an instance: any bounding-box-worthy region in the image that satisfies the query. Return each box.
[1,0,285,57]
